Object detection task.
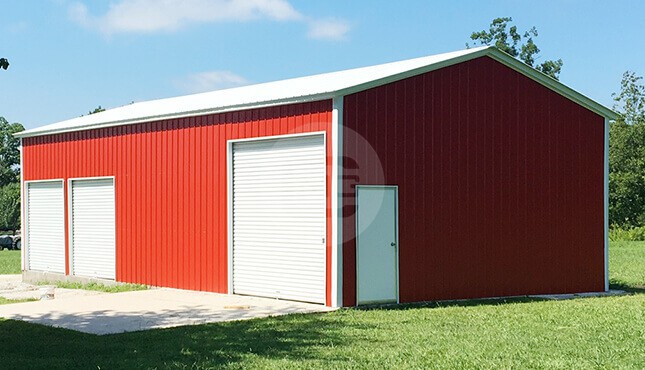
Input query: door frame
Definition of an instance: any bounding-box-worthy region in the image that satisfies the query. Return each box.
[355,185,399,305]
[24,179,65,273]
[67,176,116,279]
[226,131,328,299]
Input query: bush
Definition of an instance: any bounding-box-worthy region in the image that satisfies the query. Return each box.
[609,225,645,241]
[0,182,20,233]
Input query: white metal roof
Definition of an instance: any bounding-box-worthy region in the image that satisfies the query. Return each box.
[17,46,616,138]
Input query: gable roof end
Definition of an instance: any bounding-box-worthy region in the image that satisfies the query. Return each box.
[17,46,616,138]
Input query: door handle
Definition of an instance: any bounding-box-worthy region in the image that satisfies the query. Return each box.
[391,242,396,247]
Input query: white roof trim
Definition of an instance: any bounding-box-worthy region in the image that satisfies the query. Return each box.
[17,46,616,138]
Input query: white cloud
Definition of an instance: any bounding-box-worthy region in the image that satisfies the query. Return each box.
[175,71,250,93]
[68,0,350,40]
[69,0,303,35]
[306,18,350,41]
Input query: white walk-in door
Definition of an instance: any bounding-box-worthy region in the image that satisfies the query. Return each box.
[26,181,66,273]
[70,178,116,279]
[356,186,398,304]
[232,134,326,303]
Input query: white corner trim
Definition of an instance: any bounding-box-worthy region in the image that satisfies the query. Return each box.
[19,139,25,271]
[331,97,344,307]
[67,179,73,276]
[604,117,609,292]
[226,140,234,294]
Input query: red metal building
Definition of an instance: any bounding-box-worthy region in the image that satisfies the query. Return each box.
[18,47,616,307]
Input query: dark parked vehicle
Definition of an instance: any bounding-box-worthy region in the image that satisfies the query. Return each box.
[0,235,13,250]
[0,235,20,250]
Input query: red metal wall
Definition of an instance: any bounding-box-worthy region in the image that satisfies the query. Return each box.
[23,101,334,304]
[342,56,605,306]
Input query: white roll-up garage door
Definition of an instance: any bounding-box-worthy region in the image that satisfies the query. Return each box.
[232,134,326,304]
[70,178,116,279]
[26,181,65,273]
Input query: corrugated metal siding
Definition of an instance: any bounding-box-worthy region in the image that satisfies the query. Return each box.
[342,56,605,306]
[26,181,66,273]
[70,178,115,279]
[232,135,326,303]
[22,101,333,303]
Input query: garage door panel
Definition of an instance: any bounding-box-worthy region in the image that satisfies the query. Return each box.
[234,285,324,303]
[26,181,66,273]
[233,157,324,168]
[233,249,325,260]
[232,134,326,304]
[234,278,326,290]
[233,235,325,243]
[233,204,325,211]
[233,142,322,154]
[71,178,115,280]
[234,275,325,289]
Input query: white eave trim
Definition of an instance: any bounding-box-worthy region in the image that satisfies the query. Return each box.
[15,93,339,138]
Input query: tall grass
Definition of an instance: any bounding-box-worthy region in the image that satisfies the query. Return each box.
[609,225,645,241]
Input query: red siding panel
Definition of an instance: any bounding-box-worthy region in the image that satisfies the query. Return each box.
[343,56,605,306]
[23,101,334,304]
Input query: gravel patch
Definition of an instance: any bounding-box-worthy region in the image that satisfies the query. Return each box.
[0,274,104,301]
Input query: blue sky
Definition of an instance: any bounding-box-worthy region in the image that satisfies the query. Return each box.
[1,0,644,129]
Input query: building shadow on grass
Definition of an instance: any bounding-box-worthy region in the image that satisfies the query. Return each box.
[0,309,357,368]
[610,282,645,294]
[357,285,643,312]
[357,295,552,312]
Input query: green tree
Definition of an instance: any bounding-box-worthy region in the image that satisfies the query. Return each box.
[0,182,20,233]
[89,105,105,115]
[468,17,563,80]
[0,117,24,187]
[609,71,645,228]
[612,72,645,126]
[0,58,8,70]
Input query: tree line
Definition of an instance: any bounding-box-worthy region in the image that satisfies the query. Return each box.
[0,117,23,233]
[470,18,645,232]
[1,18,644,234]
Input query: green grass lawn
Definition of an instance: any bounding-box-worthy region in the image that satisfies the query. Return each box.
[0,297,35,305]
[0,250,35,305]
[40,281,148,293]
[0,249,21,274]
[609,241,645,291]
[0,243,642,369]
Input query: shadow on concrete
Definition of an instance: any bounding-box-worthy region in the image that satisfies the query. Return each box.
[0,309,357,368]
[3,303,328,335]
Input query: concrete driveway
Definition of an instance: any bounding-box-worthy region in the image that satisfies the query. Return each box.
[0,278,334,335]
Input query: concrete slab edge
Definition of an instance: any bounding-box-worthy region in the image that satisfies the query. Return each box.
[22,270,125,287]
